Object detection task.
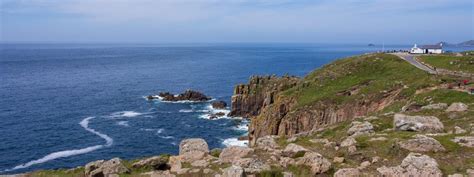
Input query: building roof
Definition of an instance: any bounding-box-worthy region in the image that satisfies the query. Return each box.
[420,45,442,49]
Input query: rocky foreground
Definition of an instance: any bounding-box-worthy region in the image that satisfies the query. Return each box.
[24,53,474,176]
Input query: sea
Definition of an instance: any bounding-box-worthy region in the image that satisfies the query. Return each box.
[0,43,471,174]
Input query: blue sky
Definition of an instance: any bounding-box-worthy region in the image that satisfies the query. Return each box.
[1,0,473,44]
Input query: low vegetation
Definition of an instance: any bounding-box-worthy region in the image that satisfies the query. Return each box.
[419,54,474,74]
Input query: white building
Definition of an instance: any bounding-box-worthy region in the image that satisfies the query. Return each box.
[410,44,443,54]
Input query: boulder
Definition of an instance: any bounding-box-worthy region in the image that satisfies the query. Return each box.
[282,143,308,157]
[222,165,244,177]
[132,156,169,170]
[334,168,360,177]
[219,146,254,163]
[454,126,467,134]
[452,136,474,147]
[359,161,371,169]
[168,156,182,173]
[296,152,331,175]
[446,102,468,112]
[179,138,209,162]
[377,153,442,177]
[232,158,271,173]
[255,135,279,150]
[85,158,130,177]
[394,114,444,133]
[211,101,227,109]
[421,103,448,110]
[333,157,345,163]
[157,90,211,102]
[347,121,374,137]
[142,170,176,177]
[191,159,209,167]
[398,134,445,152]
[340,137,357,147]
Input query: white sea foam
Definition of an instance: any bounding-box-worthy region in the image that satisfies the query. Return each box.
[5,117,113,172]
[222,138,248,147]
[116,121,130,127]
[108,111,144,118]
[139,128,164,134]
[199,104,235,120]
[159,135,175,139]
[179,109,194,113]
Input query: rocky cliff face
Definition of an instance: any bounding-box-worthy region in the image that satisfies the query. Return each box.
[229,75,299,118]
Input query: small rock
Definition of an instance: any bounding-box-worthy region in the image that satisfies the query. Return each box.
[255,135,279,150]
[191,159,209,167]
[372,156,381,163]
[341,137,357,147]
[398,134,445,152]
[347,121,375,137]
[203,168,213,174]
[334,168,360,177]
[394,114,444,133]
[348,145,357,154]
[232,158,270,173]
[142,170,176,177]
[454,126,467,134]
[447,174,464,177]
[219,146,254,163]
[211,101,227,109]
[421,103,448,110]
[283,143,308,157]
[452,136,474,147]
[446,102,468,112]
[359,161,371,169]
[369,137,388,141]
[333,157,345,163]
[132,156,169,170]
[176,168,189,175]
[296,152,331,175]
[377,153,442,177]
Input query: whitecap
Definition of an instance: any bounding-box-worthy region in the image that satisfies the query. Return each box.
[179,109,194,113]
[222,138,248,147]
[4,117,113,172]
[116,121,130,127]
[108,111,144,118]
[199,104,236,120]
[159,135,174,139]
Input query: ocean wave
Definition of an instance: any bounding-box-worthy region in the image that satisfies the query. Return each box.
[222,138,248,147]
[116,121,130,127]
[139,128,164,134]
[4,117,113,172]
[107,111,145,118]
[198,105,235,120]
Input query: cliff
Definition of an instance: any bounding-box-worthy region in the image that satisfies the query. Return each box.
[232,53,439,145]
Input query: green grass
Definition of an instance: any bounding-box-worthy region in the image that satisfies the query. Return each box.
[283,54,437,107]
[413,89,474,105]
[419,55,474,73]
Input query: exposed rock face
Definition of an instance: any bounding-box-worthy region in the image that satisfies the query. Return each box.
[179,138,209,162]
[254,135,279,150]
[334,168,360,177]
[446,102,469,112]
[219,146,253,163]
[347,121,374,137]
[154,90,211,102]
[229,75,299,118]
[393,114,444,133]
[211,101,227,109]
[398,135,445,152]
[421,103,448,110]
[132,156,169,170]
[296,152,331,175]
[452,136,474,147]
[282,143,308,157]
[230,70,404,146]
[85,158,130,177]
[222,165,244,177]
[377,153,442,177]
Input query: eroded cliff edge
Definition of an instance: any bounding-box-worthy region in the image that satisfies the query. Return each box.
[232,53,435,146]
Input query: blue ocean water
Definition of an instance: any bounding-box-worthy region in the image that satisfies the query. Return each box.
[0,43,469,174]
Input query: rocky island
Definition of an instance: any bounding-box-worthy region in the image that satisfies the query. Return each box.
[22,53,474,177]
[147,90,211,102]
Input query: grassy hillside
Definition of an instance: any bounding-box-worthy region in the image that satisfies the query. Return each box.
[284,53,439,107]
[419,54,474,74]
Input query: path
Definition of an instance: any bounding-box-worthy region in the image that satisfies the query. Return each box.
[391,53,437,74]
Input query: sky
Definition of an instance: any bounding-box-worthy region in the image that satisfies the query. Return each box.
[1,0,473,44]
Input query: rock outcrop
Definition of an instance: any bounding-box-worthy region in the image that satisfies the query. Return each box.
[282,143,308,157]
[377,153,442,177]
[347,121,374,137]
[421,103,448,110]
[334,168,360,177]
[393,114,444,133]
[149,90,211,102]
[446,102,469,112]
[179,138,209,162]
[229,75,299,118]
[452,136,474,147]
[84,158,130,177]
[296,152,331,175]
[132,156,169,170]
[398,134,445,152]
[211,101,227,109]
[219,146,253,163]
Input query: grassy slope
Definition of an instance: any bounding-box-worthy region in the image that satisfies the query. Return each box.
[283,53,438,107]
[419,54,474,73]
